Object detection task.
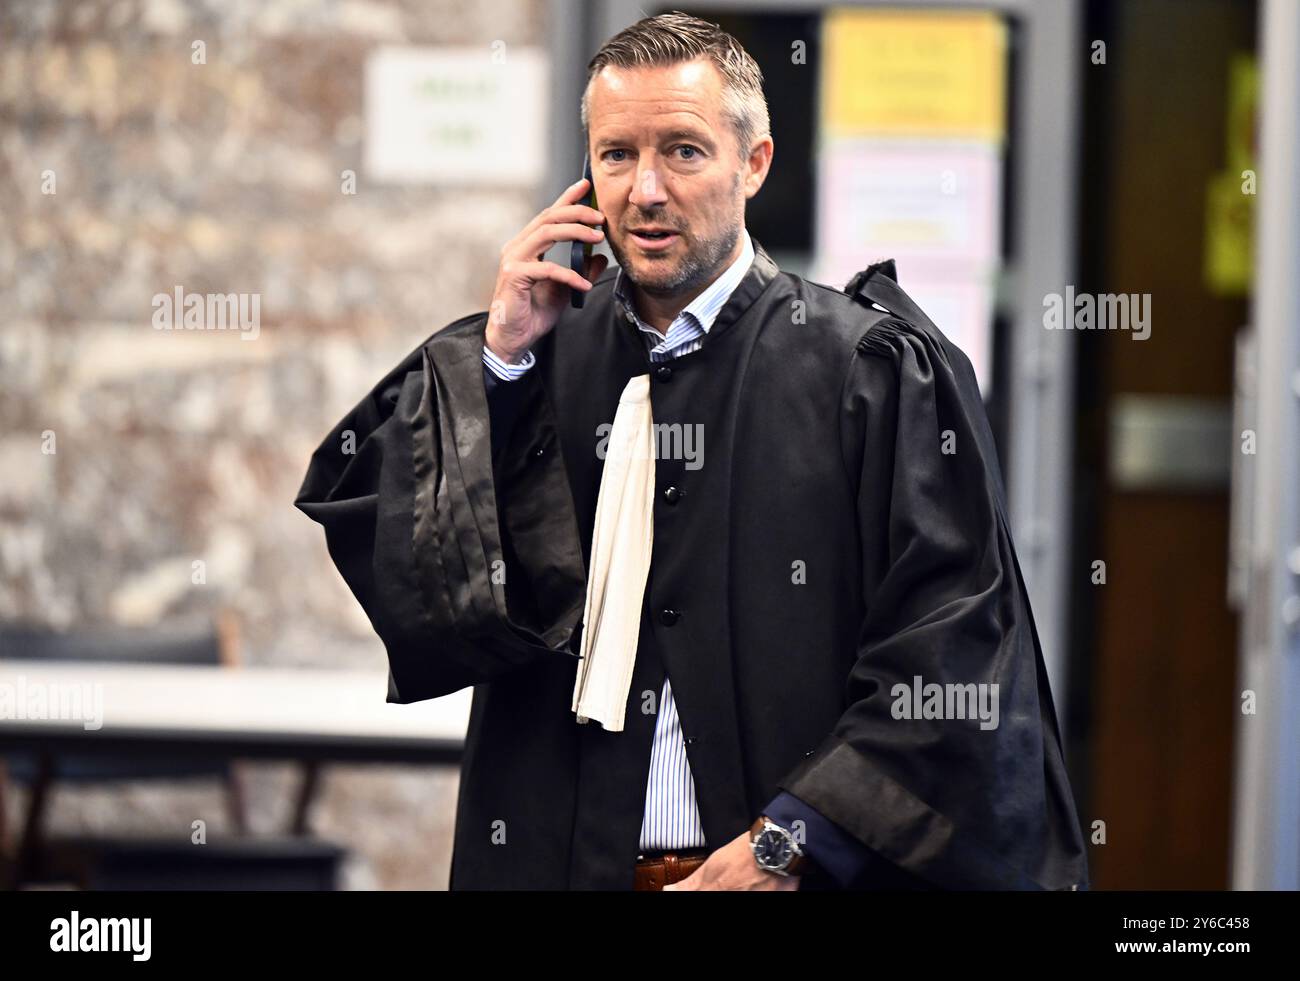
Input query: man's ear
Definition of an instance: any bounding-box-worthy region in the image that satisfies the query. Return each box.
[743,136,774,199]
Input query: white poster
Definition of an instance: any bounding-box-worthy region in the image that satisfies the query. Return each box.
[815,139,1001,264]
[810,138,1002,396]
[365,46,549,185]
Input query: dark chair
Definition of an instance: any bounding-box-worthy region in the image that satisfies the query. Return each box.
[0,614,333,890]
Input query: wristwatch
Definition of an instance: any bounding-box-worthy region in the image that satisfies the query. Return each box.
[749,815,809,876]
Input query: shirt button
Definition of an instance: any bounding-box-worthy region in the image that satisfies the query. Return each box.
[658,608,680,626]
[662,485,683,505]
[655,365,673,382]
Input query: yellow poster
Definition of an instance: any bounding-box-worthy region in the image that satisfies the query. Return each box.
[821,9,1007,141]
[1205,172,1253,295]
[1204,54,1257,296]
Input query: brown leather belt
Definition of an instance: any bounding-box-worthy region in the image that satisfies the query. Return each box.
[634,847,711,890]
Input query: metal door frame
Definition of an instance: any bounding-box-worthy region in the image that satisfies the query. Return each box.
[1230,0,1300,892]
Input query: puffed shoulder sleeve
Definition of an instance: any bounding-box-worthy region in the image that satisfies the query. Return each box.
[294,313,587,704]
[775,297,1090,891]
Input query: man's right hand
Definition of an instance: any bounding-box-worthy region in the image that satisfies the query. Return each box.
[485,177,610,364]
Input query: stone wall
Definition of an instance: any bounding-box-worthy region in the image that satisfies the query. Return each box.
[1,0,548,889]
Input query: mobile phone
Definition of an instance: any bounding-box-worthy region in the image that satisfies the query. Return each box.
[570,153,600,309]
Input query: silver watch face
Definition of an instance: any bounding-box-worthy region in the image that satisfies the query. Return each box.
[753,827,794,869]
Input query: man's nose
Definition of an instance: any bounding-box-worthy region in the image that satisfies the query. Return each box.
[628,155,669,209]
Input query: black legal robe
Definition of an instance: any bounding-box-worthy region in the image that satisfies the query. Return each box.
[294,240,1090,891]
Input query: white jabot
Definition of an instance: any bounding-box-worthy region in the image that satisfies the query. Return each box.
[570,374,656,731]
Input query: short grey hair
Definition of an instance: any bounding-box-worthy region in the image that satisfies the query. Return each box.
[580,10,771,160]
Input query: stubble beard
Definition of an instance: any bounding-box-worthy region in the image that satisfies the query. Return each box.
[637,216,739,298]
[611,179,746,299]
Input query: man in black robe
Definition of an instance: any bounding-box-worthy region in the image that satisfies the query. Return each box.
[295,12,1089,891]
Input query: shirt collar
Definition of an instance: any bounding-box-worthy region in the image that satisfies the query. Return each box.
[611,227,755,335]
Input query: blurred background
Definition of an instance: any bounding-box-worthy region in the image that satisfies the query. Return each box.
[1,0,1296,890]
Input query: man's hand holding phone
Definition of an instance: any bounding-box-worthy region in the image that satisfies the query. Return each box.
[485,177,608,364]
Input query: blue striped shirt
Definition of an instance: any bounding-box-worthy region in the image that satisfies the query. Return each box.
[483,229,755,852]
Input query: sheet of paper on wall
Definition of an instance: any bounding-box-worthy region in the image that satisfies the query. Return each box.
[811,138,1000,397]
[814,7,1007,398]
[816,140,1002,264]
[821,8,1007,143]
[364,46,549,185]
[1204,171,1253,296]
[1203,54,1257,297]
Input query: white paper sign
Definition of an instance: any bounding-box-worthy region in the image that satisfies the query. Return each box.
[365,46,549,185]
[811,137,1002,396]
[815,139,1001,263]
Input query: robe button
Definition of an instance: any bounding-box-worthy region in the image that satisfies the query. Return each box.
[662,485,683,505]
[658,608,680,626]
[655,365,673,382]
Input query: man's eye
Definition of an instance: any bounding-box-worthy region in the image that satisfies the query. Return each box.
[605,149,628,162]
[676,145,700,160]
